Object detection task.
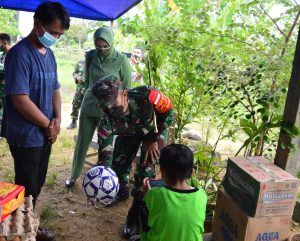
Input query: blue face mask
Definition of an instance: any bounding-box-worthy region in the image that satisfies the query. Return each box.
[38,26,59,48]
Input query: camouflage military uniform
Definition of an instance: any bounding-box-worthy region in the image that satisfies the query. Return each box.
[70,60,86,124]
[97,85,173,192]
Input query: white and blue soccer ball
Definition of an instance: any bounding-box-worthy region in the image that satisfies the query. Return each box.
[83,166,119,205]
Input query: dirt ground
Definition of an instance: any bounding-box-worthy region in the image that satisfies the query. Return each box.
[1,129,134,241]
[37,164,133,241]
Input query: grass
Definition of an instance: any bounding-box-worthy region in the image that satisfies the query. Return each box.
[50,129,76,157]
[53,48,83,90]
[46,172,58,188]
[40,205,59,226]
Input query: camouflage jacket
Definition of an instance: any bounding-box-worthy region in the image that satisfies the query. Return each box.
[73,60,85,85]
[98,86,173,161]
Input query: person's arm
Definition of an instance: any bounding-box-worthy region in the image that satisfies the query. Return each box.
[97,117,114,165]
[142,89,174,164]
[144,88,174,142]
[84,51,94,89]
[48,89,61,144]
[52,89,61,122]
[120,54,132,89]
[73,62,80,84]
[12,94,50,128]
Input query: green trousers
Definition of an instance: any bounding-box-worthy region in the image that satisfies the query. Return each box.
[112,129,169,190]
[71,113,100,179]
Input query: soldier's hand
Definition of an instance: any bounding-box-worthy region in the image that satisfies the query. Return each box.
[121,90,128,111]
[142,141,160,165]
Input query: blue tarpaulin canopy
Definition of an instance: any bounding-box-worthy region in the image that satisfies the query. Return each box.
[0,0,142,20]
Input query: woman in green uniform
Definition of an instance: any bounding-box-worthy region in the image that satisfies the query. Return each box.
[65,26,131,188]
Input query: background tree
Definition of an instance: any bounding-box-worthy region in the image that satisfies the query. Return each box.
[119,0,300,158]
[0,9,19,37]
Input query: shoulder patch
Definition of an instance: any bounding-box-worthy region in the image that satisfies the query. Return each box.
[148,90,172,113]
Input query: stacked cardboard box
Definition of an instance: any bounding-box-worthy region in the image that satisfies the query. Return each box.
[212,156,300,241]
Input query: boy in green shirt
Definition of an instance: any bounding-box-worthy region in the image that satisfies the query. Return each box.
[130,143,207,241]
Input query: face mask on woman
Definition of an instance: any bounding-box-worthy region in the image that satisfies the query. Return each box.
[96,46,111,57]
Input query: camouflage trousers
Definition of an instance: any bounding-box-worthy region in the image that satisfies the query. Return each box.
[110,130,169,193]
[70,85,86,122]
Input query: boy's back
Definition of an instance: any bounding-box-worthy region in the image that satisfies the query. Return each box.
[141,186,207,241]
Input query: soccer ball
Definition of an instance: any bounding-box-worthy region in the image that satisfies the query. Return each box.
[83,166,119,205]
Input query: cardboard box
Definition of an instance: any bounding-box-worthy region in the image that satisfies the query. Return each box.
[0,181,25,222]
[223,156,299,217]
[212,189,291,241]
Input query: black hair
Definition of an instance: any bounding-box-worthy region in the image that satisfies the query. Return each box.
[34,1,70,30]
[160,144,194,182]
[0,33,11,44]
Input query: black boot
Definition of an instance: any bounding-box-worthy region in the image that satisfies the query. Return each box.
[107,184,129,207]
[36,227,55,241]
[122,199,141,240]
[67,119,77,129]
[117,185,130,201]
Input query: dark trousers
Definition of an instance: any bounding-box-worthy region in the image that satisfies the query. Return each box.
[9,144,52,208]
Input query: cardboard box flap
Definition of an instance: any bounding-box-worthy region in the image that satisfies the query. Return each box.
[230,156,298,182]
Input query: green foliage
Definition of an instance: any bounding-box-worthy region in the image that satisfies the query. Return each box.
[63,22,88,48]
[0,9,19,37]
[205,56,285,156]
[119,0,300,156]
[190,141,224,207]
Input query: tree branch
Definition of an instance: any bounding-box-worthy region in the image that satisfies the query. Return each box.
[255,0,288,38]
[281,9,300,57]
[293,0,299,7]
[196,30,270,58]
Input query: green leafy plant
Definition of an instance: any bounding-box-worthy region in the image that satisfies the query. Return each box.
[0,9,19,37]
[118,0,300,152]
[189,120,228,209]
[190,143,224,209]
[46,172,58,188]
